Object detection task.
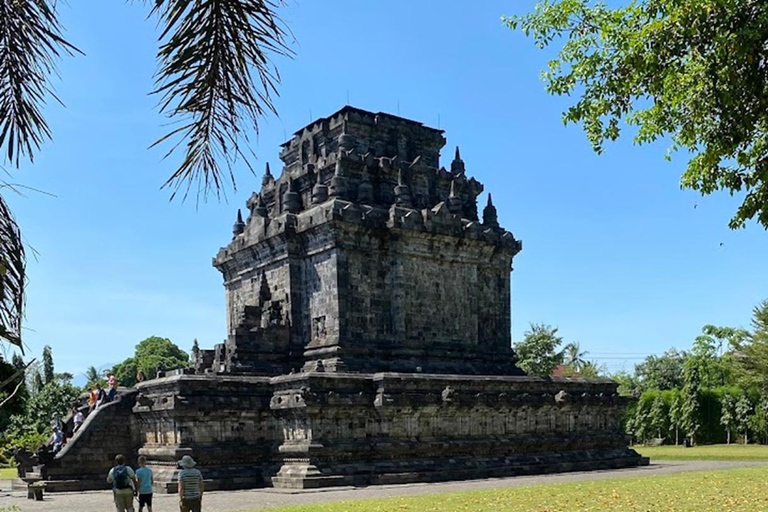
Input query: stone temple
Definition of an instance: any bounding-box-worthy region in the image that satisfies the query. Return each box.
[25,106,646,491]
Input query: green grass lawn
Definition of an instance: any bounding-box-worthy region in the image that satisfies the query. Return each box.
[633,443,768,461]
[0,467,16,479]
[256,466,768,512]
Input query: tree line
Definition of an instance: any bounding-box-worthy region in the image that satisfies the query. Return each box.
[615,300,768,445]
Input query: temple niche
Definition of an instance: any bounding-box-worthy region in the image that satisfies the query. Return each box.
[28,107,646,493]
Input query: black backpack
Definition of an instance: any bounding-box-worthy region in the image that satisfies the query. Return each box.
[113,466,131,490]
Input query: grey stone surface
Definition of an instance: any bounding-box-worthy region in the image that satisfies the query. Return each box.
[19,106,645,493]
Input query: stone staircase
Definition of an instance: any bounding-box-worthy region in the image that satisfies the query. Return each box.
[27,389,139,492]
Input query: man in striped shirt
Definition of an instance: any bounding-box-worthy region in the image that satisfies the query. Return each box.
[177,455,204,512]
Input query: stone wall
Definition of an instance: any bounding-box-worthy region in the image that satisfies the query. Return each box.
[133,374,278,492]
[267,372,644,488]
[130,373,637,492]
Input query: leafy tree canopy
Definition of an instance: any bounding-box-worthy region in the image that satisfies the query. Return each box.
[112,336,188,387]
[635,349,687,392]
[731,301,768,392]
[6,380,80,437]
[514,323,565,377]
[505,0,768,229]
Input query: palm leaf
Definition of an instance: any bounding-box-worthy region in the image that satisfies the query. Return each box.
[146,0,294,202]
[0,0,80,167]
[0,190,25,352]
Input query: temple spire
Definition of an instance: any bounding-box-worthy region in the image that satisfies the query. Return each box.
[232,209,245,237]
[255,193,268,217]
[283,178,301,213]
[312,169,329,204]
[338,119,355,152]
[262,162,273,187]
[482,194,499,228]
[329,159,349,200]
[451,146,465,175]
[447,179,463,215]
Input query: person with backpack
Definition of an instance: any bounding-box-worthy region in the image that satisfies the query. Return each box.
[107,454,138,512]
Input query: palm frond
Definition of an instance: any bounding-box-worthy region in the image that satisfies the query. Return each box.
[148,0,294,202]
[0,191,25,352]
[0,0,80,167]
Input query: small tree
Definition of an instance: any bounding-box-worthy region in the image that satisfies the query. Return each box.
[720,394,736,445]
[680,360,701,445]
[633,399,651,444]
[42,345,54,385]
[31,367,44,395]
[748,399,768,445]
[648,395,668,440]
[513,323,565,377]
[735,395,753,444]
[669,392,682,445]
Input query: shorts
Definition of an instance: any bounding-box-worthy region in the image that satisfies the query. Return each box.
[139,493,153,507]
[113,490,134,512]
[180,496,202,512]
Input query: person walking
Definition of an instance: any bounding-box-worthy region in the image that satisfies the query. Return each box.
[135,455,154,512]
[177,455,204,512]
[107,454,138,512]
[73,407,84,432]
[88,386,98,411]
[51,427,64,453]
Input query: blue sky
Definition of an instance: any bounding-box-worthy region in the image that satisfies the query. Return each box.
[4,1,768,381]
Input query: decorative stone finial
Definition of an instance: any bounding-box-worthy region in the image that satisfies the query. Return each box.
[447,179,463,215]
[312,170,329,205]
[451,146,465,175]
[482,194,499,228]
[232,209,245,237]
[394,169,413,208]
[245,192,259,214]
[329,159,349,200]
[283,178,301,214]
[262,162,273,187]
[338,119,355,152]
[255,193,268,217]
